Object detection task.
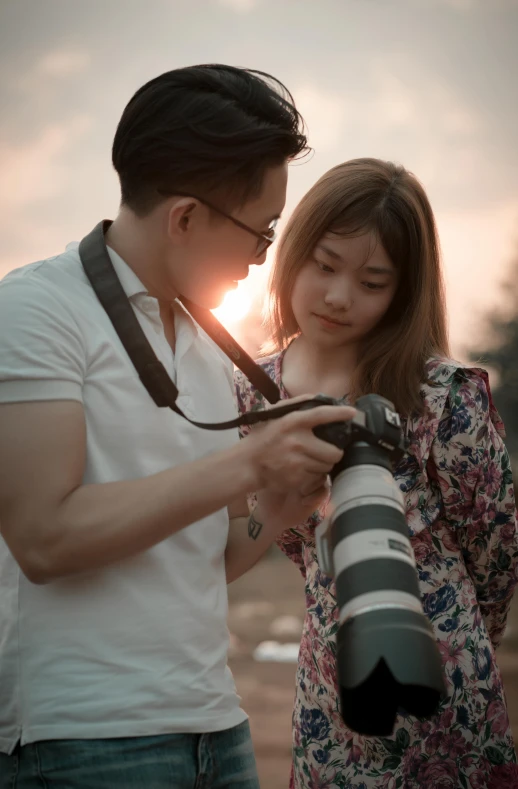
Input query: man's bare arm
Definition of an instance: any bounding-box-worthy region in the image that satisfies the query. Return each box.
[0,401,256,584]
[0,399,350,584]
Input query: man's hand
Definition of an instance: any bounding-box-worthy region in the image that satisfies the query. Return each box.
[225,475,331,584]
[253,475,330,540]
[242,397,356,494]
[224,398,356,582]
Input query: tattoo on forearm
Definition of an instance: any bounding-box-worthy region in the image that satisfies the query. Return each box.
[248,512,263,541]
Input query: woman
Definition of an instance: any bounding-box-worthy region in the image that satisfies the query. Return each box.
[235,159,518,788]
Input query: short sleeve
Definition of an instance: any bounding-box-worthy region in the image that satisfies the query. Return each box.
[0,272,86,404]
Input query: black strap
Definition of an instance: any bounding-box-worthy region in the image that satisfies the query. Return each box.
[78,220,318,431]
[178,294,280,404]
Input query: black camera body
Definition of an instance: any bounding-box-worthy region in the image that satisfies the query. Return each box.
[303,393,446,737]
[304,392,407,475]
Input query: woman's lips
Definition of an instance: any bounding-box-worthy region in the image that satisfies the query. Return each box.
[314,313,351,330]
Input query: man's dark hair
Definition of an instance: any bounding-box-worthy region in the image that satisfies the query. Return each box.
[112,64,309,216]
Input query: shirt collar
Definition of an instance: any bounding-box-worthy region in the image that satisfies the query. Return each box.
[106,245,148,300]
[106,245,199,338]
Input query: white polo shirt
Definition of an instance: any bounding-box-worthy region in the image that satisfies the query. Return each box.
[0,240,247,754]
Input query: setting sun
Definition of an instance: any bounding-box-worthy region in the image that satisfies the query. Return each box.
[212,282,252,327]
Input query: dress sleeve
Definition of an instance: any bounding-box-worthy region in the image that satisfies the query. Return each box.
[429,368,518,649]
[233,367,307,578]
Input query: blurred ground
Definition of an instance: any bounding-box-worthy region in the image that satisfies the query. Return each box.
[228,549,518,789]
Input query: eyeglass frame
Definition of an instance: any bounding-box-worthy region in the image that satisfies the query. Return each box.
[157,189,278,258]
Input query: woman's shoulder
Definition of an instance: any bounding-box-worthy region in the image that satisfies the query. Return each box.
[424,356,489,388]
[423,357,505,435]
[418,356,505,437]
[398,356,505,482]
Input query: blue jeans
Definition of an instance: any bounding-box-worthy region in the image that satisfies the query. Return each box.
[0,721,260,789]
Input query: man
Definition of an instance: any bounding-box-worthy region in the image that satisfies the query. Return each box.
[0,65,353,788]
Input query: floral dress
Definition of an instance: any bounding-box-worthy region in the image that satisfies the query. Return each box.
[235,353,518,789]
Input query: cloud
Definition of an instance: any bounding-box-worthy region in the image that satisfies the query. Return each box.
[217,0,257,12]
[412,0,515,9]
[294,86,348,152]
[369,61,480,135]
[362,57,487,193]
[363,52,480,138]
[17,49,91,96]
[290,54,486,202]
[294,53,482,154]
[437,200,518,355]
[292,53,495,206]
[0,115,94,276]
[0,115,92,210]
[436,0,475,8]
[37,50,91,78]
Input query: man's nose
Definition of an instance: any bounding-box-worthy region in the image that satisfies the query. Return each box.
[252,249,268,267]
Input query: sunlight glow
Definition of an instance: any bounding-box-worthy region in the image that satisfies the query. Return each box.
[212,282,252,326]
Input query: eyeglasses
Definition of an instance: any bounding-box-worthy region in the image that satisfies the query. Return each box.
[157,189,278,258]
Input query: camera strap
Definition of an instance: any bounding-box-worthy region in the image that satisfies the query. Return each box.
[78,220,314,431]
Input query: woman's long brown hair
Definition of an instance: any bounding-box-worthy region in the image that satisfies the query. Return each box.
[264,158,450,416]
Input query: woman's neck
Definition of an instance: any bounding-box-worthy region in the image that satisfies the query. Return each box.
[282,335,359,400]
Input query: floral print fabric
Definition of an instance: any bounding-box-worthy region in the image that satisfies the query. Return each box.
[235,354,518,789]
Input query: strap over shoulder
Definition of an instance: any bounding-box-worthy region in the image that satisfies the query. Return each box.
[79,220,310,433]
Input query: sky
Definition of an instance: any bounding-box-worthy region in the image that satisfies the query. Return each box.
[0,0,517,359]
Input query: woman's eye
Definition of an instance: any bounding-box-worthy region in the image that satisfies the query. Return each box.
[363,282,385,290]
[314,259,334,273]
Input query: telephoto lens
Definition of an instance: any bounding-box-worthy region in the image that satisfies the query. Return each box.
[313,394,446,736]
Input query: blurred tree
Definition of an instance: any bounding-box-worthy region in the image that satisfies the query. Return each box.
[469,252,518,460]
[469,250,518,650]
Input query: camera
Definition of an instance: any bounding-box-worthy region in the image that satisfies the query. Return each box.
[301,394,446,736]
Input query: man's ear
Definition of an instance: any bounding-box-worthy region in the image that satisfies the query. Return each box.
[167,198,199,243]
